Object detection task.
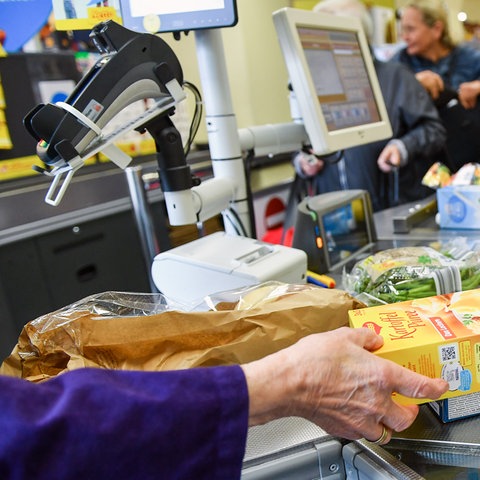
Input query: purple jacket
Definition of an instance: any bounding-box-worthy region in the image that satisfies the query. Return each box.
[0,366,249,479]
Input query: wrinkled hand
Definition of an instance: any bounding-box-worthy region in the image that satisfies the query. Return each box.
[377,144,401,173]
[242,327,448,445]
[415,70,444,99]
[458,80,480,109]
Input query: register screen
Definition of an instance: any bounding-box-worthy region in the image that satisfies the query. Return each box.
[129,0,225,17]
[298,26,381,131]
[119,0,237,33]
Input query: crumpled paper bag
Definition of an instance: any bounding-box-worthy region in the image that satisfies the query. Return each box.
[0,282,365,382]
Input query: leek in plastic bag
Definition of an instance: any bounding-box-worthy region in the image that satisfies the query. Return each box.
[343,246,480,305]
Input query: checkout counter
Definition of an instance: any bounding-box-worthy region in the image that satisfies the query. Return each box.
[241,194,480,479]
[1,146,479,478]
[2,165,480,477]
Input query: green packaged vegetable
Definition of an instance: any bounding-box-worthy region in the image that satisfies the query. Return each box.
[343,246,480,305]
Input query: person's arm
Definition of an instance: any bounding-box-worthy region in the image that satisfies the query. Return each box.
[451,47,480,109]
[0,328,448,479]
[377,64,446,174]
[0,366,249,480]
[458,79,480,109]
[414,70,445,99]
[242,327,448,445]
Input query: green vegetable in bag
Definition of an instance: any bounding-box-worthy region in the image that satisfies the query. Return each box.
[343,246,480,305]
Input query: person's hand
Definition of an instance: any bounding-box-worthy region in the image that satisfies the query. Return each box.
[415,70,444,99]
[377,144,401,173]
[298,152,324,176]
[242,327,448,445]
[458,80,480,109]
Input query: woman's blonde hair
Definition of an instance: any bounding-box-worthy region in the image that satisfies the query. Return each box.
[401,0,455,48]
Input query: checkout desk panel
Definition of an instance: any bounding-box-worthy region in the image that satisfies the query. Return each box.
[0,209,156,361]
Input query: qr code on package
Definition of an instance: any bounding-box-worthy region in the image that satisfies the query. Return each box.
[439,343,459,363]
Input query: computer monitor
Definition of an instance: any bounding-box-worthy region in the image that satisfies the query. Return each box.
[118,0,238,34]
[272,7,392,156]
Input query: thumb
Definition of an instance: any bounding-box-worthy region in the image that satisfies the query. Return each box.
[392,364,449,401]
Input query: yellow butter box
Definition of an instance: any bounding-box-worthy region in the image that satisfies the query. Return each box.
[348,289,480,404]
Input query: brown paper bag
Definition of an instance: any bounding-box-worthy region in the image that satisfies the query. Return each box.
[0,283,365,382]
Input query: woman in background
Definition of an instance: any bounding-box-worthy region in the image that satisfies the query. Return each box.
[391,0,480,169]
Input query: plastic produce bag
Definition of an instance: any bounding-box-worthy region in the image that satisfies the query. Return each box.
[343,246,480,306]
[0,282,365,382]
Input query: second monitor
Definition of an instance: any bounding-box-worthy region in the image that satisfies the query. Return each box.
[273,7,392,156]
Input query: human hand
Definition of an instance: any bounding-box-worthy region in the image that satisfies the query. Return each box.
[415,70,444,99]
[298,151,324,176]
[242,327,448,444]
[458,80,480,109]
[377,144,401,173]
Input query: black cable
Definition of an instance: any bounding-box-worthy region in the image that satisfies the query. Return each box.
[321,149,344,164]
[225,207,248,236]
[182,81,203,156]
[223,209,243,236]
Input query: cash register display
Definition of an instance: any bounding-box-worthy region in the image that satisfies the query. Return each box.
[273,8,392,155]
[119,0,238,34]
[292,190,376,274]
[321,203,370,267]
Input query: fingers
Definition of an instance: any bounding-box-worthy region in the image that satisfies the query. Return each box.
[458,80,480,109]
[381,400,419,432]
[458,91,477,109]
[389,361,449,401]
[347,326,384,351]
[366,424,391,445]
[353,331,449,404]
[377,145,400,173]
[416,70,444,99]
[300,154,323,176]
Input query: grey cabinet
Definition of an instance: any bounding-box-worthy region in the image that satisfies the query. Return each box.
[0,211,154,361]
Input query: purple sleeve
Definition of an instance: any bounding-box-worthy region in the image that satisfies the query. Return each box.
[0,366,249,480]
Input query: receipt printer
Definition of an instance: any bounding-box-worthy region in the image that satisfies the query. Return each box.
[152,231,307,305]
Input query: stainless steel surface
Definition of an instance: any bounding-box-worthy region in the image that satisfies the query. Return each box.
[243,417,430,479]
[346,441,426,479]
[244,417,327,462]
[392,196,438,234]
[384,407,480,478]
[395,405,480,445]
[374,194,480,243]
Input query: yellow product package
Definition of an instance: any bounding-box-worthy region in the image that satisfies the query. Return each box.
[349,288,480,404]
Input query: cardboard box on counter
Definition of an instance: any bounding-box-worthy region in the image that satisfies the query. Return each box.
[437,185,480,229]
[349,289,480,405]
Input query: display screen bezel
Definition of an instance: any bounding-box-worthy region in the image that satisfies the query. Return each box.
[273,7,392,156]
[118,0,238,34]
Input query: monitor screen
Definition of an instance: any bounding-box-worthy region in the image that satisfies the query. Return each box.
[273,8,392,155]
[292,190,376,274]
[118,0,238,34]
